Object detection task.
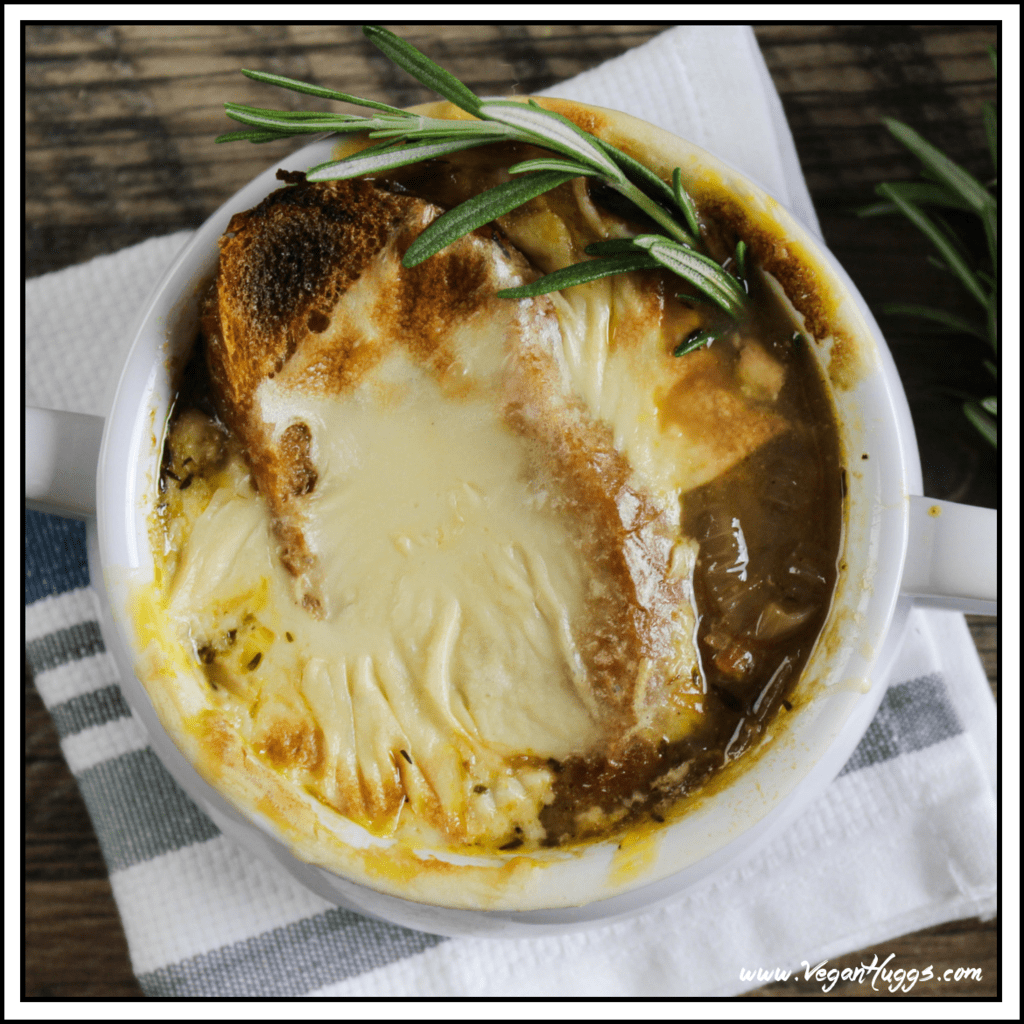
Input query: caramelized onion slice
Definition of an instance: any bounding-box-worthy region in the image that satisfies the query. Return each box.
[754,599,816,641]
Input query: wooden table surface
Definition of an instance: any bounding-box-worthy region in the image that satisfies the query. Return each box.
[24,23,999,999]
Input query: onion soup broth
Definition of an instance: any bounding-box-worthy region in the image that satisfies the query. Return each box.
[147,136,843,859]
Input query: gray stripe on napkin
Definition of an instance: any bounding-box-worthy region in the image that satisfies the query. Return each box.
[137,906,447,997]
[77,748,220,871]
[25,620,105,672]
[840,672,962,775]
[47,683,133,738]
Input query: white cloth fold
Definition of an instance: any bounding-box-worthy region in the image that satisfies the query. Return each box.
[538,25,821,237]
[25,26,995,998]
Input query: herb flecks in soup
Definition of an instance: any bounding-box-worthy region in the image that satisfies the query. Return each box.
[148,146,841,854]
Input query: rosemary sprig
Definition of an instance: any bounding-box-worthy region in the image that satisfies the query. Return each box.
[856,44,998,447]
[674,326,731,358]
[217,24,748,338]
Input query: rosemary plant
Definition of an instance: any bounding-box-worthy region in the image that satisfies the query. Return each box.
[857,46,998,446]
[217,25,748,342]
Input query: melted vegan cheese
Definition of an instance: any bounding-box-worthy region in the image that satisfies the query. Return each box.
[149,167,792,853]
[497,185,787,503]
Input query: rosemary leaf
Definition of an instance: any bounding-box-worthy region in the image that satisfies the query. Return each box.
[225,103,365,122]
[496,252,661,298]
[672,168,701,238]
[855,181,973,216]
[963,400,997,447]
[516,97,626,168]
[631,236,747,318]
[882,117,993,216]
[363,25,483,116]
[879,303,988,341]
[402,171,578,268]
[224,105,362,134]
[306,137,493,182]
[215,129,293,144]
[734,240,747,283]
[674,326,729,357]
[875,184,987,308]
[983,101,997,173]
[240,69,413,116]
[478,101,624,181]
[583,239,645,256]
[507,156,594,177]
[981,199,997,279]
[855,200,899,218]
[367,118,513,142]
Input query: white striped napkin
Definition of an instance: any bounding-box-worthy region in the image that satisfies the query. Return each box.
[25,26,996,998]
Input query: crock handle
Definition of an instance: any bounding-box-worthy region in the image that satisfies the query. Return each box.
[901,496,997,615]
[25,406,104,520]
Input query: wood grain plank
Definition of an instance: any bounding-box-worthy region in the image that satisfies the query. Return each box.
[966,616,998,699]
[24,880,146,998]
[757,23,996,203]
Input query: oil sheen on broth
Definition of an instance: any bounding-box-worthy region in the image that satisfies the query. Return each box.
[151,141,842,854]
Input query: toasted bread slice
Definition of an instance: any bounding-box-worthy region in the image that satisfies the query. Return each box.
[202,173,547,613]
